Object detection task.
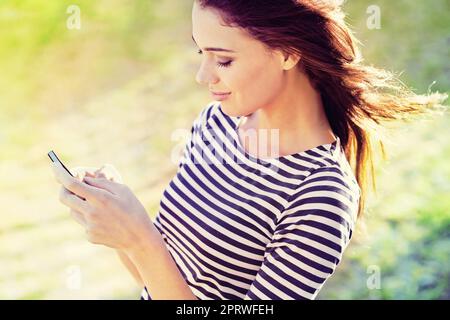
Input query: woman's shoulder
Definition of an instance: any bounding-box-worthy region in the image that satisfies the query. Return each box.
[302,161,361,221]
[192,101,220,128]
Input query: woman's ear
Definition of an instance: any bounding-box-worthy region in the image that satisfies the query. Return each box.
[272,48,301,71]
[282,52,301,71]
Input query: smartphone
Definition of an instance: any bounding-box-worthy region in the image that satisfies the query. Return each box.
[48,150,74,177]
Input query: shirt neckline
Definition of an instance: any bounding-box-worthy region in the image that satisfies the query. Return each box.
[217,103,340,163]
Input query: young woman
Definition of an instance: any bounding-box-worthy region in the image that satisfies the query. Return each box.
[51,0,447,300]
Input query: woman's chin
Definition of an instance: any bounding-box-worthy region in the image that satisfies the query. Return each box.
[220,103,248,118]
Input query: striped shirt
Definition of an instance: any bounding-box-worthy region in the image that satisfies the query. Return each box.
[140,102,360,300]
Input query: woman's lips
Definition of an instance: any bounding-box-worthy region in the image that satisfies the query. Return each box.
[211,92,231,101]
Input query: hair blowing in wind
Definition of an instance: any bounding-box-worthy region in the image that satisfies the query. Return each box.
[195,0,448,219]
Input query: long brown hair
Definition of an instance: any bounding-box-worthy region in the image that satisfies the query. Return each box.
[195,0,448,218]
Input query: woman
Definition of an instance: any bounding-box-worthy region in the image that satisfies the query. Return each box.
[51,0,447,300]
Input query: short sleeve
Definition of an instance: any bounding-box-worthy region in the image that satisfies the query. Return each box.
[243,166,360,300]
[177,123,195,169]
[177,102,216,170]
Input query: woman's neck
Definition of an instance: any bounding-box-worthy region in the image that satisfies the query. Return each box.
[239,68,336,158]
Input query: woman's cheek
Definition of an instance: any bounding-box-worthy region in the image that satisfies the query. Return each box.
[240,69,280,109]
[232,66,260,102]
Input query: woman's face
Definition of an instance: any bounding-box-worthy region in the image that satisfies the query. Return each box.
[192,2,287,117]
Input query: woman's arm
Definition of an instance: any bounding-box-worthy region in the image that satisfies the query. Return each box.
[125,225,198,300]
[80,171,145,287]
[115,249,144,287]
[53,165,195,299]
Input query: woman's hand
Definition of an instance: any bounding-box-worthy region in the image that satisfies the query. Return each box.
[51,161,158,252]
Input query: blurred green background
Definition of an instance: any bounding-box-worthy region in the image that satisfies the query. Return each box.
[0,0,448,299]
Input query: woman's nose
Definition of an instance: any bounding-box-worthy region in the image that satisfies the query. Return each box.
[195,61,219,86]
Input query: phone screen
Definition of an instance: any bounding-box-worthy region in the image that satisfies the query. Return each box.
[48,151,74,177]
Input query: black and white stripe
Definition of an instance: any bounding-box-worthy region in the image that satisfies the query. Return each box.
[141,102,360,300]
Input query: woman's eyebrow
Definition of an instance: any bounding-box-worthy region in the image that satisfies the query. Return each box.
[192,35,236,53]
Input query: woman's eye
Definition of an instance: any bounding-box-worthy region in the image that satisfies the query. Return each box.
[216,61,232,68]
[197,49,233,68]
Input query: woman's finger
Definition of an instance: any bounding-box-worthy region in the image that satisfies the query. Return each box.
[83,176,123,195]
[85,171,96,178]
[59,186,93,214]
[69,208,87,227]
[94,165,106,178]
[52,161,112,203]
[95,172,107,179]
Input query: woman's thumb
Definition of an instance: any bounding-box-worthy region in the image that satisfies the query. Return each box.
[83,176,118,194]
